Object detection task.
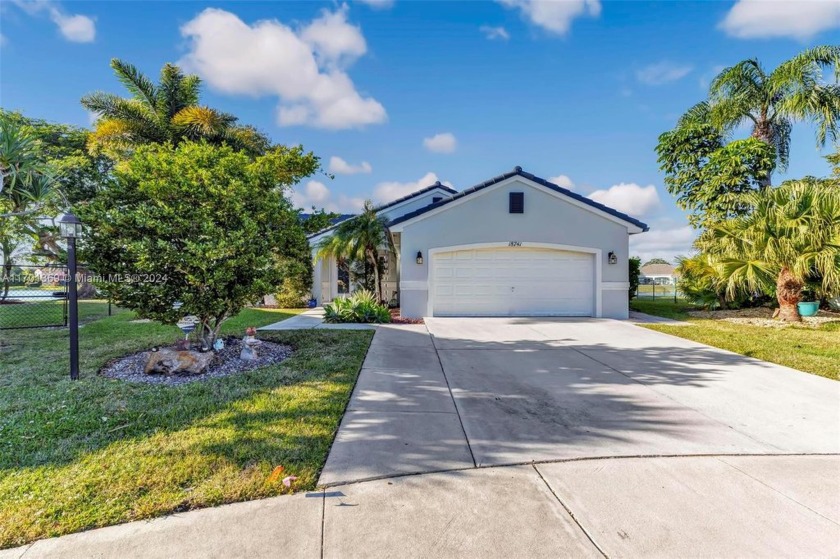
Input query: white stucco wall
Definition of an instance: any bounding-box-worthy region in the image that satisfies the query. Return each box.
[395,177,637,319]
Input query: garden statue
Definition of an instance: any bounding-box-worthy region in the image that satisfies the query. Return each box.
[240,326,260,360]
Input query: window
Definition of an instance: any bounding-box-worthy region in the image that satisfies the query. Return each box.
[509,192,524,213]
[432,196,442,204]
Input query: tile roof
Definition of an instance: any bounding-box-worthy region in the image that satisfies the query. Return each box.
[640,263,677,276]
[306,181,457,239]
[387,166,650,232]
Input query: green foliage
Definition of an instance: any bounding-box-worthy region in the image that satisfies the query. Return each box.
[273,275,310,308]
[323,289,391,323]
[82,59,270,159]
[77,141,319,345]
[628,256,641,300]
[643,258,671,266]
[657,125,775,228]
[300,208,341,235]
[697,178,840,318]
[1,110,113,204]
[676,254,725,309]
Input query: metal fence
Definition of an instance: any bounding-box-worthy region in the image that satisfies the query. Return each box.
[0,265,69,329]
[633,283,686,301]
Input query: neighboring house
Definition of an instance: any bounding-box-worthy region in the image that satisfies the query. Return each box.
[308,167,649,319]
[639,263,678,285]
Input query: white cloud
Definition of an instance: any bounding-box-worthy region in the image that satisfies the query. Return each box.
[498,0,600,35]
[720,0,840,40]
[548,174,574,189]
[480,25,510,40]
[636,62,693,85]
[179,6,386,130]
[587,183,660,217]
[329,156,372,175]
[373,172,451,204]
[355,0,394,9]
[12,0,95,42]
[630,225,697,264]
[423,132,457,154]
[291,180,366,213]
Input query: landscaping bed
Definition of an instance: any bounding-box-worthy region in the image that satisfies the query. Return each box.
[0,307,372,549]
[100,337,293,386]
[687,307,840,329]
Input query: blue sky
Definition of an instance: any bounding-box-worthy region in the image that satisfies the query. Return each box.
[2,0,839,261]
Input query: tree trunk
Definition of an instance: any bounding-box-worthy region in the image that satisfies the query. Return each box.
[752,116,774,188]
[367,248,382,302]
[776,266,802,322]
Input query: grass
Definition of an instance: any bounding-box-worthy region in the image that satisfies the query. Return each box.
[631,299,840,380]
[0,300,114,329]
[0,307,373,549]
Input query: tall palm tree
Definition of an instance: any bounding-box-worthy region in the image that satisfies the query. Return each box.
[697,179,840,321]
[316,201,393,302]
[679,45,840,185]
[82,59,269,158]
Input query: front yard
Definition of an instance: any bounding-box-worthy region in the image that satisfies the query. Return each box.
[631,299,840,380]
[0,306,373,548]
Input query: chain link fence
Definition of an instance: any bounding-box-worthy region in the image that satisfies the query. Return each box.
[1,265,69,329]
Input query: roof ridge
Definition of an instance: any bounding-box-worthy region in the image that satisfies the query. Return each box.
[388,167,650,232]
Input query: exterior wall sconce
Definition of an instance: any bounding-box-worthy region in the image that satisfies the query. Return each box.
[416,251,424,265]
[608,251,618,265]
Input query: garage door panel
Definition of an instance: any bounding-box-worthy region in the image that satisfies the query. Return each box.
[431,247,594,317]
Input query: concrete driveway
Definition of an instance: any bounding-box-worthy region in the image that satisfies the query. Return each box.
[320,317,839,483]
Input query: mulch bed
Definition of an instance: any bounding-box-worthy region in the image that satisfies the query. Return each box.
[389,308,424,324]
[100,337,292,386]
[688,307,840,329]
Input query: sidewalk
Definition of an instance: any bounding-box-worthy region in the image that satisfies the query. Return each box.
[259,307,375,331]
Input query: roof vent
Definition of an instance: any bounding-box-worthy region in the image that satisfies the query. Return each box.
[514,166,522,173]
[434,180,441,186]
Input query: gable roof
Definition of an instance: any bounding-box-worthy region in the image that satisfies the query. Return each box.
[388,167,650,232]
[641,263,677,276]
[306,181,458,240]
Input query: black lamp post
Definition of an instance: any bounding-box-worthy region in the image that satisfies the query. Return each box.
[59,213,83,380]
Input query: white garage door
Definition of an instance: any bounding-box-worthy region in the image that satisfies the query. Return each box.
[431,247,595,317]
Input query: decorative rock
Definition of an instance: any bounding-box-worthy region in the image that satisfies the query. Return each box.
[144,349,214,376]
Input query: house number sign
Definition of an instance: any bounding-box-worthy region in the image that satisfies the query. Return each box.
[508,241,523,247]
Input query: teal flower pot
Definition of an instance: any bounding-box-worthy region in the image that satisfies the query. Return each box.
[797,301,819,317]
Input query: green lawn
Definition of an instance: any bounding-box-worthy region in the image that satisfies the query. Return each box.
[0,307,373,549]
[0,300,116,329]
[631,299,840,380]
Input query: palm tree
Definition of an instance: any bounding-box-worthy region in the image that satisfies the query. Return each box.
[680,46,840,186]
[316,201,393,302]
[81,59,269,158]
[697,179,840,321]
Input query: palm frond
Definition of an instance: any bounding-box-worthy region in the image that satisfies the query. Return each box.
[110,58,158,109]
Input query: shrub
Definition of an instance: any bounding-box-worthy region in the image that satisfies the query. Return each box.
[273,276,310,308]
[323,289,391,324]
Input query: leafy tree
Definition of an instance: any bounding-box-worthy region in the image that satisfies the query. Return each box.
[628,256,641,300]
[0,115,64,298]
[1,110,113,204]
[77,141,319,347]
[697,179,840,321]
[643,258,671,266]
[316,201,392,302]
[687,46,840,183]
[657,120,776,228]
[300,208,341,236]
[82,59,270,159]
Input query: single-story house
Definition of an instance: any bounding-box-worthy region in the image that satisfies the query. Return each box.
[639,263,678,285]
[308,167,649,319]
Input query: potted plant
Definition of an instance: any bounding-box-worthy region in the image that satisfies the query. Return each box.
[796,289,820,317]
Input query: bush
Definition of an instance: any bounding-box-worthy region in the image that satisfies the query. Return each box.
[273,276,310,308]
[323,290,391,324]
[629,257,641,300]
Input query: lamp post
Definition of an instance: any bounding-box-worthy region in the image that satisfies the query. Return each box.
[59,213,83,380]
